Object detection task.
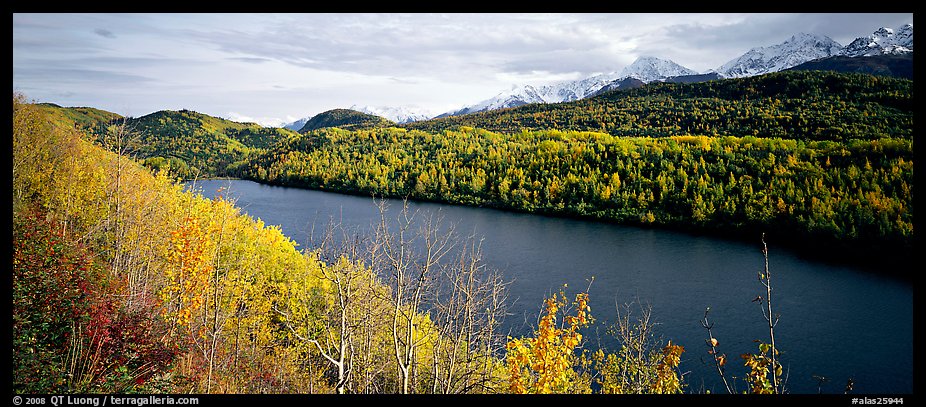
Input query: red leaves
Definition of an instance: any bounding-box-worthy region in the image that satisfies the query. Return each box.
[14,206,181,392]
[14,207,104,336]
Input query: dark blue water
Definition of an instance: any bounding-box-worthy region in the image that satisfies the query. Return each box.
[187,179,913,394]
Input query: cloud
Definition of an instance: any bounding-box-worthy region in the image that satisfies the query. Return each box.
[388,77,419,84]
[178,14,644,83]
[227,56,272,64]
[94,28,116,39]
[14,66,156,86]
[13,13,915,126]
[654,13,914,71]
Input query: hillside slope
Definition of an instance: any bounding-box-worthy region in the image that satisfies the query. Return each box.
[298,108,394,132]
[403,71,912,142]
[38,105,301,178]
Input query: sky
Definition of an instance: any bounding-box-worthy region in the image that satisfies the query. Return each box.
[13,13,913,127]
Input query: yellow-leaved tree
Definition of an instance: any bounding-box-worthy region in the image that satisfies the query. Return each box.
[505,289,592,394]
[160,215,216,331]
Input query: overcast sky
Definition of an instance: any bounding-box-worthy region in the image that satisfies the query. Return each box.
[13,13,913,127]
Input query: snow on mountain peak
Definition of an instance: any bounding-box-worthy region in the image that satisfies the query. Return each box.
[349,104,433,124]
[444,71,630,117]
[716,32,844,78]
[619,56,698,82]
[843,24,914,57]
[282,117,310,131]
[442,56,701,117]
[286,24,914,123]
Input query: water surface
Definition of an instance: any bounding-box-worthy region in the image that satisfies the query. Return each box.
[188,179,912,394]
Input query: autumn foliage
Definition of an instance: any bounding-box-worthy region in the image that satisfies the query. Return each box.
[14,93,513,393]
[160,215,216,329]
[13,206,178,393]
[12,82,853,395]
[505,290,592,394]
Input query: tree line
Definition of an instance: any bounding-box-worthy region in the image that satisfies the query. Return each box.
[404,71,912,143]
[236,125,912,266]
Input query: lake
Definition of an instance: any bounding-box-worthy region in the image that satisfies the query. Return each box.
[187,179,912,394]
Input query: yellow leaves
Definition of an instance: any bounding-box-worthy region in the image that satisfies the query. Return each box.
[159,215,216,328]
[740,342,779,394]
[13,95,349,392]
[505,290,593,394]
[709,338,719,347]
[650,342,685,394]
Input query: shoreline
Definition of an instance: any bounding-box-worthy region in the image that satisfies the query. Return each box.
[193,177,914,283]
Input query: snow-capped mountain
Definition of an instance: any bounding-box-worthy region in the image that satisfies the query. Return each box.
[542,72,630,102]
[619,56,698,82]
[282,117,310,131]
[349,104,433,124]
[716,33,844,78]
[843,24,914,57]
[442,57,698,116]
[288,24,912,122]
[441,84,546,116]
[588,77,646,97]
[441,72,629,117]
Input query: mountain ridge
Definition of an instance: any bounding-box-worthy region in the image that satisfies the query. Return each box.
[436,23,913,118]
[297,108,394,132]
[786,53,913,79]
[441,56,696,117]
[844,23,913,57]
[349,104,433,124]
[715,32,845,78]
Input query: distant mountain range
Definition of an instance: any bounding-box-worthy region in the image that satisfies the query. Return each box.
[436,23,913,118]
[715,32,845,78]
[282,23,912,129]
[843,24,913,57]
[434,72,625,118]
[282,117,310,131]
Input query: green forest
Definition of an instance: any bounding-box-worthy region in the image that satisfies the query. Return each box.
[234,71,913,265]
[405,71,912,142]
[11,69,914,394]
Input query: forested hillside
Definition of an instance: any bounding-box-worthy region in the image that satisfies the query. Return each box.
[403,71,912,142]
[124,109,298,178]
[35,104,301,179]
[13,67,913,395]
[787,54,914,79]
[35,103,122,132]
[19,93,693,394]
[298,108,395,132]
[235,71,913,266]
[15,94,331,393]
